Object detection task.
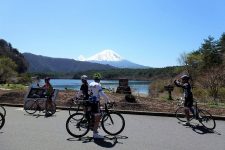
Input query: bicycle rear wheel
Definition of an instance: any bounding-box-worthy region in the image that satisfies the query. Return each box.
[101,112,125,136]
[66,113,90,138]
[198,109,216,130]
[0,105,6,117]
[0,112,5,129]
[24,100,38,114]
[175,106,193,122]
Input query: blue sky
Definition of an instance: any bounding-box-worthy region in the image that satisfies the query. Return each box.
[1,0,225,67]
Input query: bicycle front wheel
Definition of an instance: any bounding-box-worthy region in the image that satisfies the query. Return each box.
[66,113,90,138]
[175,106,193,122]
[0,112,5,129]
[0,105,6,117]
[46,102,56,115]
[24,100,38,114]
[101,112,125,136]
[68,104,80,116]
[198,109,216,130]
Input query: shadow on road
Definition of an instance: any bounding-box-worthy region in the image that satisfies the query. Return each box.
[190,125,215,134]
[67,135,128,148]
[24,113,56,118]
[178,121,221,135]
[190,125,221,135]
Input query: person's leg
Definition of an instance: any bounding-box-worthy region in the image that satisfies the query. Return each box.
[184,107,190,122]
[45,98,52,117]
[183,99,191,125]
[92,103,104,139]
[93,113,101,132]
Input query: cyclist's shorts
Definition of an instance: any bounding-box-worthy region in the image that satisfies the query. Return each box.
[184,96,193,108]
[90,102,100,113]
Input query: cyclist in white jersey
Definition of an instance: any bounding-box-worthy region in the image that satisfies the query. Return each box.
[89,73,110,139]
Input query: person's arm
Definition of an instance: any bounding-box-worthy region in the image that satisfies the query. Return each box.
[76,90,82,98]
[174,80,183,88]
[99,90,110,103]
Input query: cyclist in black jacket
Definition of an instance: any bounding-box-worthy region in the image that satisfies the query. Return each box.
[76,75,89,100]
[174,75,193,126]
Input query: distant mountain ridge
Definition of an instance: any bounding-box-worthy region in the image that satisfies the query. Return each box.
[78,49,148,68]
[23,53,115,73]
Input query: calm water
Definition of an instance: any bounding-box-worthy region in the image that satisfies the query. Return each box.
[42,79,150,95]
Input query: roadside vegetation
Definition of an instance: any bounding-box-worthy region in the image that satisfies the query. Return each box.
[0,84,27,90]
[1,33,225,110]
[150,33,225,107]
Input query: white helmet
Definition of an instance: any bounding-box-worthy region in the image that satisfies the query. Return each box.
[81,75,88,80]
[181,74,190,80]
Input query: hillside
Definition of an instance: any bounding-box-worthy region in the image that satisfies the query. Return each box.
[0,39,28,73]
[23,53,115,73]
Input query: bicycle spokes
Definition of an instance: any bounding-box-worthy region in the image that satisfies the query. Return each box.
[66,113,90,138]
[198,109,216,130]
[101,112,125,136]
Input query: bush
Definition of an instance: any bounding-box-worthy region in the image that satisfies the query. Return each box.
[218,88,225,102]
[149,78,171,98]
[125,94,136,103]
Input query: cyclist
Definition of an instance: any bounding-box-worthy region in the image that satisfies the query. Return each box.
[42,77,54,117]
[174,75,193,126]
[89,73,110,139]
[75,75,90,119]
[30,76,41,88]
[76,75,89,100]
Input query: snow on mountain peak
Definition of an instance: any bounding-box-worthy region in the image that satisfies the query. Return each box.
[78,55,86,61]
[87,49,123,61]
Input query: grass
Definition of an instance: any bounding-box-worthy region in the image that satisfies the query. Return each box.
[0,84,27,90]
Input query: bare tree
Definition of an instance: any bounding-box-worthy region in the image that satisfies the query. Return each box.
[200,66,225,103]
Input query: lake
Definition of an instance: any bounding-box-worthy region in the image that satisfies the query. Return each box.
[42,79,151,95]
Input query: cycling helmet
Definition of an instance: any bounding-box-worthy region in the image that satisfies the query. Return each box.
[81,75,88,80]
[93,73,102,80]
[180,75,190,80]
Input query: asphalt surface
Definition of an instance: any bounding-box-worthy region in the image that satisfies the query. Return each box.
[0,106,225,150]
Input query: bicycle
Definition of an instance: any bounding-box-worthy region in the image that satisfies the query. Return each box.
[0,112,5,129]
[0,104,6,117]
[68,97,84,116]
[66,100,125,138]
[175,98,216,130]
[24,95,56,115]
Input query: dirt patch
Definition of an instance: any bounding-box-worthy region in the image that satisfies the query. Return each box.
[0,89,225,116]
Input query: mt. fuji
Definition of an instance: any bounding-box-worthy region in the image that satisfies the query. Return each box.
[78,50,148,69]
[87,50,122,61]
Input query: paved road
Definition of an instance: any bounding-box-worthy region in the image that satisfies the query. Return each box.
[0,106,225,150]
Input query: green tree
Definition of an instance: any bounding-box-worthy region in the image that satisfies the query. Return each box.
[0,57,17,83]
[199,36,223,69]
[219,33,225,53]
[0,39,28,73]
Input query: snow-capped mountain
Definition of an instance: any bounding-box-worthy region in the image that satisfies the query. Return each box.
[78,49,148,69]
[87,50,123,61]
